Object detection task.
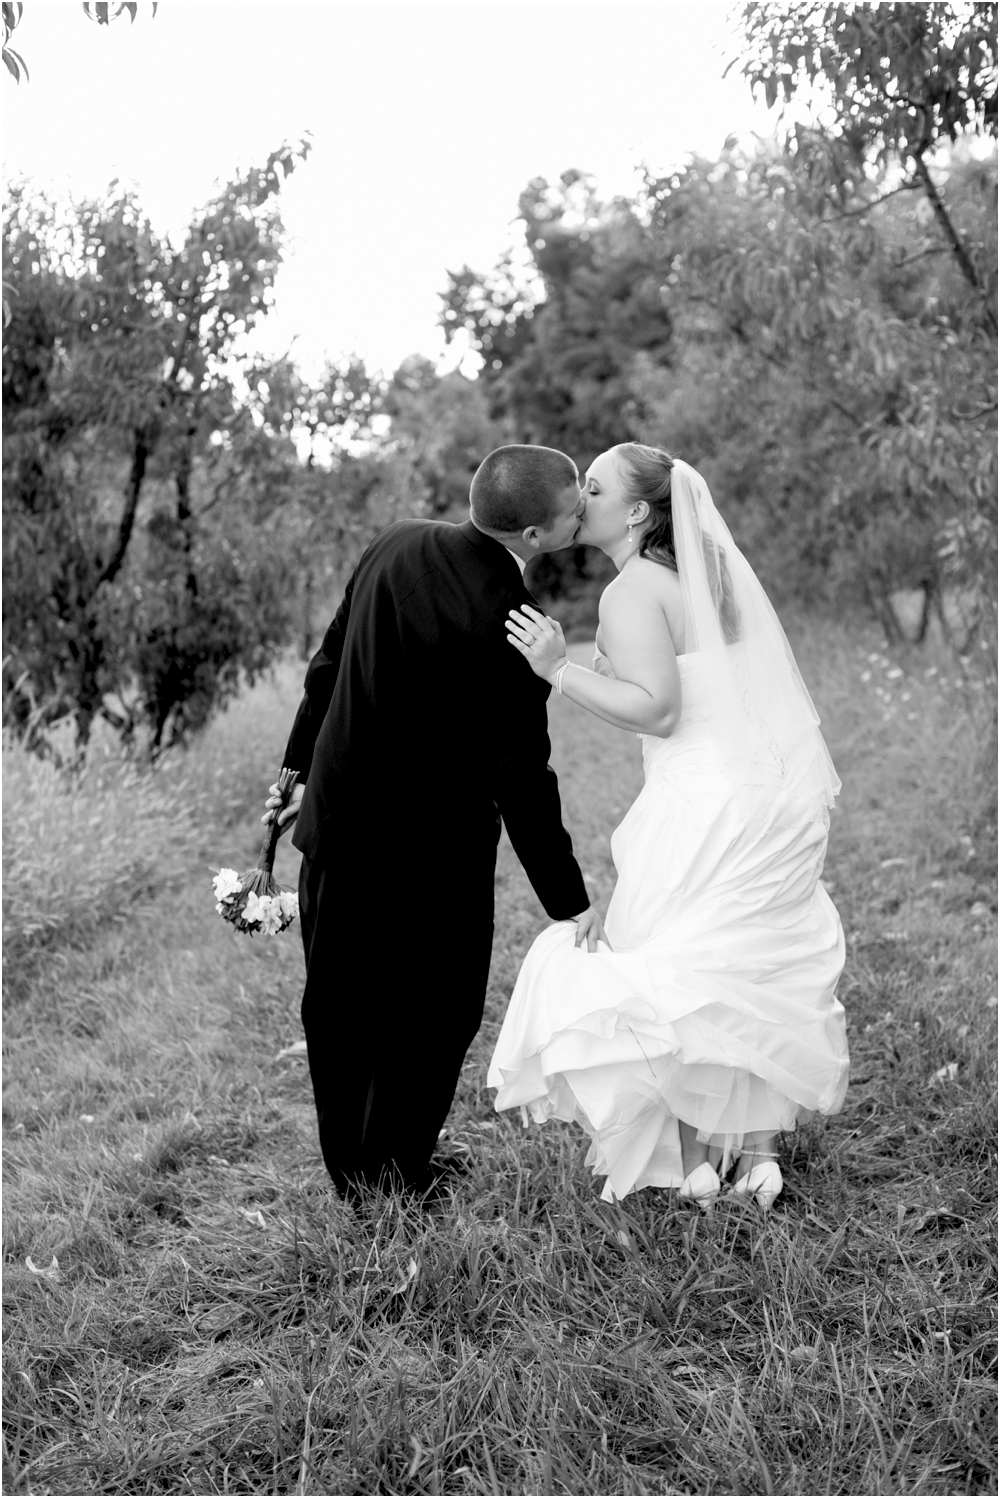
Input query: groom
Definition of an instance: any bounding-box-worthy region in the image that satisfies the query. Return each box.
[269,445,606,1200]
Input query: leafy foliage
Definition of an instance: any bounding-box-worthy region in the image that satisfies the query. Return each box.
[2,145,315,754]
[82,2,157,24]
[737,2,997,156]
[2,1,157,84]
[438,13,997,649]
[381,354,504,517]
[1,1,26,82]
[737,2,998,318]
[730,1,997,643]
[444,171,673,457]
[4,5,996,758]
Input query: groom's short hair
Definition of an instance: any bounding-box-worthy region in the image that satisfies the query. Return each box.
[470,445,577,533]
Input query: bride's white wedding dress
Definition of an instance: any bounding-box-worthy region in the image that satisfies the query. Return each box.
[487,648,849,1202]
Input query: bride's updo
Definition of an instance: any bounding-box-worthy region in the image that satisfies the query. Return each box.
[615,443,677,570]
[618,442,741,642]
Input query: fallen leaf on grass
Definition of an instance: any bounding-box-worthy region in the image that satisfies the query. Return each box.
[407,1435,426,1482]
[929,1062,959,1084]
[914,1208,967,1233]
[880,858,907,868]
[275,1040,308,1061]
[393,1256,419,1294]
[240,1208,266,1229]
[25,1255,60,1281]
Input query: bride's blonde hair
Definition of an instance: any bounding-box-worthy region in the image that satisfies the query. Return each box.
[614,443,676,570]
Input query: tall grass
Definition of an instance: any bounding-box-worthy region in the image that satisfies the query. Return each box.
[2,623,996,1496]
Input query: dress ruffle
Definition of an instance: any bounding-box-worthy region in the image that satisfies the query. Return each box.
[488,658,849,1202]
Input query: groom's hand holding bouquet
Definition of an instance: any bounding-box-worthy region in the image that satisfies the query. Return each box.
[263,777,305,835]
[210,768,304,937]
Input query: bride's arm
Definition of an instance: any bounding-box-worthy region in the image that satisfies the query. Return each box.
[508,587,682,738]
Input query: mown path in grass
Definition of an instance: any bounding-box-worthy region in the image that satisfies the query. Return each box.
[3,620,997,1496]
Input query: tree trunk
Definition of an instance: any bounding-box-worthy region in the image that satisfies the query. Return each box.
[916,578,935,645]
[175,427,199,599]
[864,573,904,644]
[99,427,150,586]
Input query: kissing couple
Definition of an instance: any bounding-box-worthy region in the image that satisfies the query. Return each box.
[265,443,849,1212]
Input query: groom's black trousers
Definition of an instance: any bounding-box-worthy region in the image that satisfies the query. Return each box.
[298,840,495,1196]
[283,519,588,1196]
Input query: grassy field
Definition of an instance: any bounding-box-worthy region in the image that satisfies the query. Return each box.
[2,617,996,1497]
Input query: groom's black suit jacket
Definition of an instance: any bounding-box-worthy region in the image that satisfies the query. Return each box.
[282,517,588,1192]
[283,517,588,923]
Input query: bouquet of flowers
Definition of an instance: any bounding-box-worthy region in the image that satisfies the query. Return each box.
[212,768,300,936]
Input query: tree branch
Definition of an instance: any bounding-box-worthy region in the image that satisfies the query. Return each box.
[912,148,998,333]
[730,318,868,429]
[98,427,148,585]
[825,179,919,221]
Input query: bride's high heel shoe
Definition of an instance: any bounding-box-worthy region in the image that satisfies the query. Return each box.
[731,1157,782,1210]
[679,1162,721,1212]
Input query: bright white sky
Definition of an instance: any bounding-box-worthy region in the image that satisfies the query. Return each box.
[3,0,778,376]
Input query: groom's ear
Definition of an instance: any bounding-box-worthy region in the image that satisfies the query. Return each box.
[521,525,542,550]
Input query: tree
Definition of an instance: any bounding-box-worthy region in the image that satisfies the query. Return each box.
[442,171,673,457]
[736,2,997,326]
[381,354,504,518]
[635,143,994,623]
[440,172,677,623]
[3,142,313,753]
[244,351,406,658]
[727,2,997,646]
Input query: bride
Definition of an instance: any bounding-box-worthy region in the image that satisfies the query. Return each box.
[489,444,849,1210]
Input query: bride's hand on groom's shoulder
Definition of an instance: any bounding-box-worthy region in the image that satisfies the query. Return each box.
[506,604,568,681]
[262,781,304,834]
[574,906,611,953]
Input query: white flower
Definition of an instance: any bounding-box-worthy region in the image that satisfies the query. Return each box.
[257,896,284,936]
[278,890,298,923]
[242,891,265,927]
[213,868,243,902]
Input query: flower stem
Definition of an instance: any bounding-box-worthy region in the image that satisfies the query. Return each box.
[257,767,299,873]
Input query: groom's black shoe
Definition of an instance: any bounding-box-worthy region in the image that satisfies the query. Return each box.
[416,1153,472,1207]
[336,1156,470,1212]
[430,1153,471,1185]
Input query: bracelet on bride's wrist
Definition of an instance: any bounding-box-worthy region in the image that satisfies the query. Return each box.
[554,660,571,695]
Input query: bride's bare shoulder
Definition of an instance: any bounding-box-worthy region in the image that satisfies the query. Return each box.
[600,558,685,653]
[602,557,681,606]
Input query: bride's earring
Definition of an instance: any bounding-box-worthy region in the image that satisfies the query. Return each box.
[627,523,633,546]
